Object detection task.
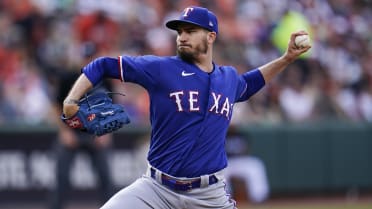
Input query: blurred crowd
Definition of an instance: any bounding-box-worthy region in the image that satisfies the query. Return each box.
[0,0,371,126]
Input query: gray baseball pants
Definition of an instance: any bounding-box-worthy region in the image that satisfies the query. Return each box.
[100,167,237,209]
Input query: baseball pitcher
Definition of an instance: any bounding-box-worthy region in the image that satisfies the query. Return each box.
[62,6,310,209]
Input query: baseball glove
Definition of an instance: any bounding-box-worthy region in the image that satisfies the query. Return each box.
[61,92,130,136]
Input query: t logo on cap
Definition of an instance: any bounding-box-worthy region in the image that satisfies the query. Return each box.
[166,6,219,34]
[183,7,194,17]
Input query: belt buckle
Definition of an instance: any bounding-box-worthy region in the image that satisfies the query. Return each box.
[186,180,193,191]
[176,179,194,191]
[182,180,193,191]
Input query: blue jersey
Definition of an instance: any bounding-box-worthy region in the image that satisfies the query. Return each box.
[83,55,265,177]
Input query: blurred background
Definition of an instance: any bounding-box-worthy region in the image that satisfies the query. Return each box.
[0,0,371,208]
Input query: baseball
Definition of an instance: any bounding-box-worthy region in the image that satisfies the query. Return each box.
[294,34,311,48]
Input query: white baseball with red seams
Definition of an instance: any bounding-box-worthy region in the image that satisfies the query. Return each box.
[295,34,311,48]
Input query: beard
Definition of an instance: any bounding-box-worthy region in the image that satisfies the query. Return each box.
[177,37,208,63]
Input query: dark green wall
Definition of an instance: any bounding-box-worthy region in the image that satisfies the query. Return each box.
[0,122,371,196]
[239,122,372,194]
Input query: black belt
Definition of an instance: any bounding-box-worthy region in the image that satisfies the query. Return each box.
[150,167,218,191]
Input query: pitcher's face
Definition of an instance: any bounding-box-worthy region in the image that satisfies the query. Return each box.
[176,24,209,63]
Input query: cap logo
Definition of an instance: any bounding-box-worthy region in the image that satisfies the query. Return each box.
[209,21,213,27]
[183,7,194,17]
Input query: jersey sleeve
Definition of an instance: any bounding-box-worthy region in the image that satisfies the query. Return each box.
[236,69,265,102]
[82,57,121,86]
[118,55,161,90]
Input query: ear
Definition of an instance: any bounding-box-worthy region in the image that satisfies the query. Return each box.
[207,32,217,44]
